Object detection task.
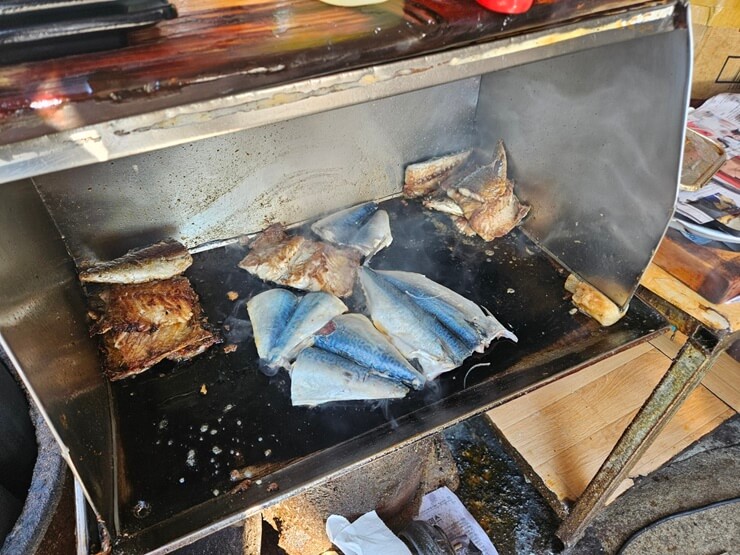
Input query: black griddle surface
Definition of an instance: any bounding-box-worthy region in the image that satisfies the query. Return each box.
[112,198,666,542]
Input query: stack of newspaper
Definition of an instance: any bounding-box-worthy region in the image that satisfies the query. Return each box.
[674,94,740,248]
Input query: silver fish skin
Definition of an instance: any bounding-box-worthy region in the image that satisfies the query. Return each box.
[79,239,193,284]
[311,202,392,257]
[267,292,347,370]
[313,314,426,390]
[290,347,408,407]
[311,202,378,244]
[375,270,517,350]
[350,209,392,258]
[359,267,468,379]
[246,289,299,360]
[380,273,482,351]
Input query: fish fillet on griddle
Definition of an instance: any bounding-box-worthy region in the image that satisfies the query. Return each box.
[239,224,360,298]
[93,276,219,380]
[102,317,218,380]
[80,239,192,284]
[403,150,471,198]
[422,140,529,241]
[90,277,198,335]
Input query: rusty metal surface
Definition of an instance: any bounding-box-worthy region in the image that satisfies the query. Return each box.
[637,285,712,338]
[556,326,737,546]
[108,198,667,554]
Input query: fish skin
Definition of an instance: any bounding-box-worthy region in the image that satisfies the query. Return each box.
[350,209,392,258]
[422,197,464,216]
[246,289,299,360]
[375,270,517,349]
[267,291,347,369]
[379,273,481,351]
[314,314,425,390]
[290,347,408,406]
[491,139,507,180]
[311,203,392,258]
[79,239,193,284]
[359,267,468,379]
[311,202,378,245]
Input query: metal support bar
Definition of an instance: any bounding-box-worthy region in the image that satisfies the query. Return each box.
[556,326,734,546]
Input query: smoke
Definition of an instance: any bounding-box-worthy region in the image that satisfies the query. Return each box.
[223,298,253,344]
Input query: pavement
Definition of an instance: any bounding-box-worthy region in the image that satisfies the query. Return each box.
[568,414,740,555]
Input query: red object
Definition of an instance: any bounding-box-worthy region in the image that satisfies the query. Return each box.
[476,0,534,14]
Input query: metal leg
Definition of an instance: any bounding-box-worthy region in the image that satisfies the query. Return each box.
[556,327,733,546]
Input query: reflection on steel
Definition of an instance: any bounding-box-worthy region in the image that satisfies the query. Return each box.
[476,19,690,308]
[556,326,736,546]
[0,180,116,532]
[0,3,679,185]
[33,79,479,262]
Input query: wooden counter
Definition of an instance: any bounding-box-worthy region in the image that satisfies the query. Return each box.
[0,0,649,146]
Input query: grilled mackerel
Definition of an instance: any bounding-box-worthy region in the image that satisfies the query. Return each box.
[239,224,361,298]
[79,239,193,284]
[414,141,529,241]
[93,277,219,380]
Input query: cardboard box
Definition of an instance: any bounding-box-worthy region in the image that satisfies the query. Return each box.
[691,1,740,101]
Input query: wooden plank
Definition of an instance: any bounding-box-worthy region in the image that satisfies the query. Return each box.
[641,264,740,332]
[491,350,672,471]
[487,341,654,428]
[648,331,685,359]
[487,346,734,504]
[652,229,740,304]
[608,393,733,502]
[703,354,740,412]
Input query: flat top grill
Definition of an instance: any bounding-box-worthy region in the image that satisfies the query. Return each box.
[111,197,667,550]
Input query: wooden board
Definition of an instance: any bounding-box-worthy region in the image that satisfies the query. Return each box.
[641,264,740,333]
[0,0,653,146]
[487,338,736,504]
[652,229,740,304]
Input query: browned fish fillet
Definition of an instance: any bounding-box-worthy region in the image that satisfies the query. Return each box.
[403,151,471,198]
[564,274,627,327]
[238,225,307,283]
[102,317,218,380]
[92,275,219,380]
[239,224,360,297]
[452,216,478,237]
[422,143,529,242]
[79,239,192,284]
[91,277,197,335]
[456,168,530,241]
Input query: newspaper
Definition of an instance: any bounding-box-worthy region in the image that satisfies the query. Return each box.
[676,94,740,239]
[417,487,499,555]
[687,93,740,191]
